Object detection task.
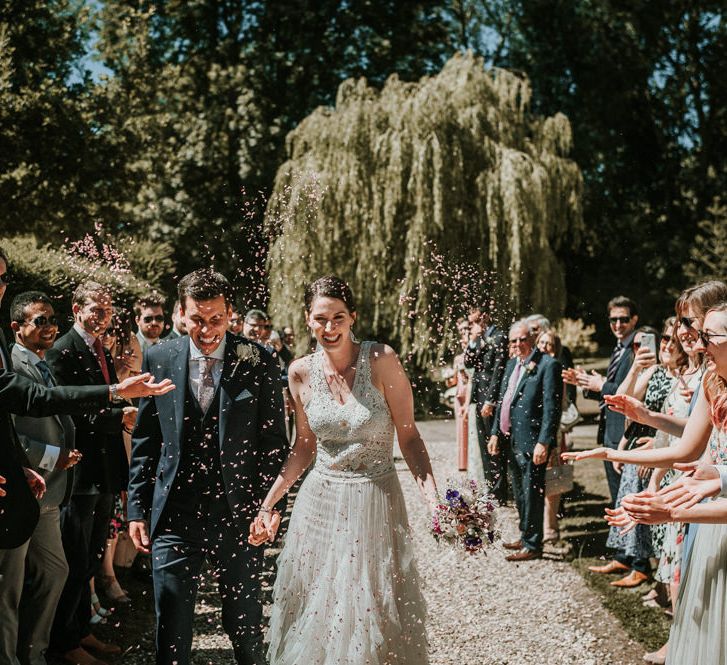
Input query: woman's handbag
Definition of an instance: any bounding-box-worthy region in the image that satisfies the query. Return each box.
[545,462,574,496]
[559,401,583,432]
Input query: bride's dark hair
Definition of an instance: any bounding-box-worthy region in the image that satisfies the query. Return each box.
[304,276,356,313]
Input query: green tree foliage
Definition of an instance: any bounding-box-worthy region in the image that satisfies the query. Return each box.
[449,1,727,325]
[684,198,727,285]
[266,53,583,367]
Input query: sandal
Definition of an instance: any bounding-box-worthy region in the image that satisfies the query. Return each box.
[99,575,131,604]
[90,593,113,617]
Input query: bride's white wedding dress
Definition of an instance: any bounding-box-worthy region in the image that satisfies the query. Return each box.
[267,341,428,665]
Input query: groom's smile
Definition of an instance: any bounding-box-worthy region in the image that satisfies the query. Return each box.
[182,295,231,355]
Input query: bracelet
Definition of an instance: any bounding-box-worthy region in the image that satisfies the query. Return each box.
[259,506,278,514]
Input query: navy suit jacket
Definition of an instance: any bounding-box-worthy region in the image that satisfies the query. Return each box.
[0,330,110,548]
[127,332,288,538]
[492,350,563,458]
[583,338,635,446]
[463,326,509,410]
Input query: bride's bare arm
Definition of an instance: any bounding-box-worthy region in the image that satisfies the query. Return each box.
[372,344,438,510]
[258,358,317,510]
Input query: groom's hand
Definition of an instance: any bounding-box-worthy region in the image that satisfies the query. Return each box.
[114,373,175,401]
[129,519,151,554]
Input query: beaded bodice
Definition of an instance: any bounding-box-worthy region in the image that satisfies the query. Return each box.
[305,341,395,479]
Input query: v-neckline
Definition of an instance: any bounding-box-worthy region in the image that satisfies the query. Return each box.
[320,342,364,407]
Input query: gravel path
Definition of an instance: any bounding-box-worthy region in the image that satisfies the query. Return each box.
[408,420,645,665]
[128,420,646,665]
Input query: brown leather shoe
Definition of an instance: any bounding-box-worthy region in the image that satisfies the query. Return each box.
[79,634,121,656]
[610,570,650,588]
[505,548,542,562]
[587,560,630,574]
[503,539,524,551]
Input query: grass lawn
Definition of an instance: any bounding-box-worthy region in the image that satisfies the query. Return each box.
[560,381,672,652]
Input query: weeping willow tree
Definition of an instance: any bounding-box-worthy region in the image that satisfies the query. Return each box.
[266,52,583,368]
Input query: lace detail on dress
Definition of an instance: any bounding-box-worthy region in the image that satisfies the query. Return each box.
[305,341,395,480]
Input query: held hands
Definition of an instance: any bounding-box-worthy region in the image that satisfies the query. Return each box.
[116,373,175,401]
[562,367,604,392]
[603,394,649,423]
[55,448,82,470]
[0,474,5,497]
[561,447,609,463]
[480,403,494,418]
[122,406,138,431]
[658,462,722,511]
[248,510,281,546]
[487,435,499,456]
[128,520,151,554]
[23,468,46,499]
[633,346,657,370]
[532,443,549,466]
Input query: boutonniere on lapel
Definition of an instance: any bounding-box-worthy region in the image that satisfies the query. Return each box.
[525,360,537,375]
[232,343,261,376]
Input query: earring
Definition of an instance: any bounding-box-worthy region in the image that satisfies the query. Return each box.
[350,329,358,343]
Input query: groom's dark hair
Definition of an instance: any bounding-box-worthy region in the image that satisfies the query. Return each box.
[178,269,232,309]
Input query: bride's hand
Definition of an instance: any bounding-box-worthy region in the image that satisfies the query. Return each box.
[248,510,282,546]
[248,517,268,546]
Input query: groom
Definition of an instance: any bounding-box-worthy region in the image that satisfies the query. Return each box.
[127,269,287,665]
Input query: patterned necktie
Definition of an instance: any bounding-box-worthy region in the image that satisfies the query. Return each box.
[198,357,217,412]
[499,362,524,435]
[606,342,624,383]
[36,360,55,387]
[92,336,111,384]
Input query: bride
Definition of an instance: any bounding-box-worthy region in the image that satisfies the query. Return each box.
[249,275,438,665]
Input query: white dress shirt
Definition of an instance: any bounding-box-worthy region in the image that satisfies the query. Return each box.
[188,336,226,399]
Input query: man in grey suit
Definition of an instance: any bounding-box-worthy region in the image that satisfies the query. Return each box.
[0,292,81,665]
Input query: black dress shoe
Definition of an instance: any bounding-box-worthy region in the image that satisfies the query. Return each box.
[503,539,524,551]
[505,548,542,562]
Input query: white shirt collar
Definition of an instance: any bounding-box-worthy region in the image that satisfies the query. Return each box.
[189,335,226,361]
[15,343,44,366]
[73,322,98,348]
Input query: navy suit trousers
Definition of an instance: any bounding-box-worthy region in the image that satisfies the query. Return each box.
[152,493,265,665]
[508,446,547,552]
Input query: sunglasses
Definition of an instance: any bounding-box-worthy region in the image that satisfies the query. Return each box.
[0,272,9,285]
[26,315,58,327]
[508,336,529,344]
[142,315,165,324]
[697,331,727,347]
[679,316,696,329]
[609,316,631,324]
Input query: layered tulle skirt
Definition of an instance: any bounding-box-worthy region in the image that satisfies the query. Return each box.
[267,466,428,665]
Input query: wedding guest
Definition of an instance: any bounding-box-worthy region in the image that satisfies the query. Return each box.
[134,292,165,354]
[163,300,187,340]
[0,292,80,665]
[593,325,676,589]
[47,281,135,663]
[563,296,639,505]
[100,310,142,603]
[463,305,508,503]
[610,303,727,665]
[489,320,562,560]
[242,309,272,345]
[278,326,295,368]
[454,318,471,472]
[228,307,244,336]
[536,330,567,543]
[528,313,576,405]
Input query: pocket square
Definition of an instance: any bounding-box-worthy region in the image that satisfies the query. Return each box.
[235,389,253,402]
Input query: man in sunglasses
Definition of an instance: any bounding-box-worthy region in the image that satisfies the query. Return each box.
[134,292,166,353]
[2,291,80,665]
[563,295,639,508]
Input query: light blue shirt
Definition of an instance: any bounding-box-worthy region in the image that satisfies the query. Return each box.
[15,344,61,471]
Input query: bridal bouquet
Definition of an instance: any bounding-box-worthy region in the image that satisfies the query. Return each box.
[431,479,498,554]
